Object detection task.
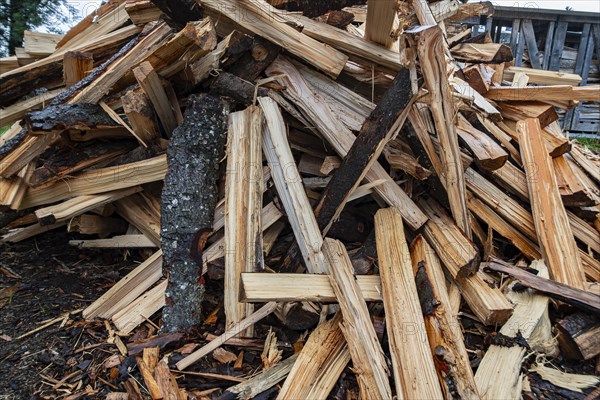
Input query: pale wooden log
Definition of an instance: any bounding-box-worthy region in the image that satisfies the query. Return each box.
[518,118,586,290]
[134,61,178,136]
[122,90,160,145]
[83,250,163,320]
[456,114,508,170]
[176,302,278,370]
[503,66,582,85]
[259,96,329,274]
[486,85,600,102]
[410,235,480,400]
[277,313,350,400]
[476,116,522,165]
[69,22,172,104]
[240,273,382,302]
[498,102,559,128]
[266,56,427,231]
[115,192,161,246]
[570,142,600,184]
[375,207,443,399]
[450,43,513,63]
[0,131,58,179]
[20,155,167,209]
[323,238,392,399]
[552,155,596,207]
[154,362,184,400]
[385,151,432,180]
[136,355,163,400]
[199,0,348,77]
[125,0,162,25]
[450,77,502,120]
[414,26,471,238]
[67,214,128,235]
[63,51,93,87]
[0,162,35,209]
[216,353,297,400]
[70,235,157,248]
[0,220,68,243]
[112,280,168,334]
[475,260,553,400]
[34,187,142,225]
[224,105,263,332]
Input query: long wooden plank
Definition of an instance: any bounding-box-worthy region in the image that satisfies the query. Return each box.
[324,238,392,399]
[375,208,443,399]
[518,118,586,290]
[486,85,600,102]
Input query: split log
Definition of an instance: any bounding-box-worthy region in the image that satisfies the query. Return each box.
[115,192,161,245]
[199,0,348,77]
[556,313,600,360]
[0,88,62,127]
[160,94,229,332]
[225,36,281,82]
[154,362,184,400]
[498,102,559,128]
[70,235,156,248]
[240,273,382,302]
[413,26,471,238]
[122,90,161,145]
[277,313,350,400]
[552,155,596,207]
[314,67,413,234]
[518,118,586,290]
[375,207,444,399]
[410,235,480,400]
[364,0,396,48]
[63,51,93,87]
[0,163,34,210]
[502,66,582,86]
[134,61,179,137]
[486,85,600,102]
[267,0,366,18]
[450,43,513,63]
[475,260,555,399]
[485,259,600,315]
[456,115,508,170]
[25,103,122,133]
[113,280,169,334]
[224,106,263,332]
[324,238,392,399]
[125,0,162,25]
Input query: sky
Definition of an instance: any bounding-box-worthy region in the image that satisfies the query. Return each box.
[472,0,600,13]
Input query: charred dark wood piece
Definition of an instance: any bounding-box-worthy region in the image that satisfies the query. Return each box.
[209,72,269,106]
[161,94,229,332]
[226,37,281,82]
[153,0,203,30]
[25,103,121,132]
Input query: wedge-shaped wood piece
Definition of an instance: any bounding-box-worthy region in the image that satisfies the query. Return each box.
[498,101,559,128]
[23,30,63,56]
[125,0,162,25]
[113,280,168,334]
[475,261,554,400]
[176,302,278,370]
[364,0,397,48]
[199,0,348,77]
[451,43,513,63]
[134,61,178,136]
[259,96,329,274]
[410,235,480,400]
[323,238,392,400]
[266,56,427,231]
[20,155,167,209]
[115,192,161,245]
[224,105,263,332]
[240,273,382,302]
[414,26,471,238]
[277,313,350,400]
[122,90,160,145]
[375,208,443,399]
[552,155,596,207]
[518,118,586,290]
[456,115,508,171]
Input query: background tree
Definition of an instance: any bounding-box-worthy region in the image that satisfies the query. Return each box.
[0,0,76,56]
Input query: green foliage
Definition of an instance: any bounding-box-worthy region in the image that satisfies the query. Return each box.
[0,0,76,56]
[576,137,600,153]
[0,124,9,136]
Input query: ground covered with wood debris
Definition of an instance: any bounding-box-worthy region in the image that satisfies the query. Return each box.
[1,0,600,399]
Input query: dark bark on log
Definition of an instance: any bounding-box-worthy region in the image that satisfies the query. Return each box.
[0,128,27,159]
[226,37,281,82]
[209,72,269,105]
[314,68,413,233]
[25,103,121,132]
[485,259,600,316]
[556,312,600,360]
[161,94,229,333]
[267,0,367,18]
[153,0,203,30]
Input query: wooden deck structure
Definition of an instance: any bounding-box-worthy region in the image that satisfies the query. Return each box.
[464,6,599,133]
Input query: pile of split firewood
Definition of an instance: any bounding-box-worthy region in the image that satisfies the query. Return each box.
[1,0,599,398]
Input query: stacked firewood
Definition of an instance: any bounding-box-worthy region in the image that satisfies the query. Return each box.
[1,0,599,398]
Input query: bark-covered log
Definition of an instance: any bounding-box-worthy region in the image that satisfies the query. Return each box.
[226,37,281,82]
[25,103,121,132]
[314,68,413,233]
[161,94,229,332]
